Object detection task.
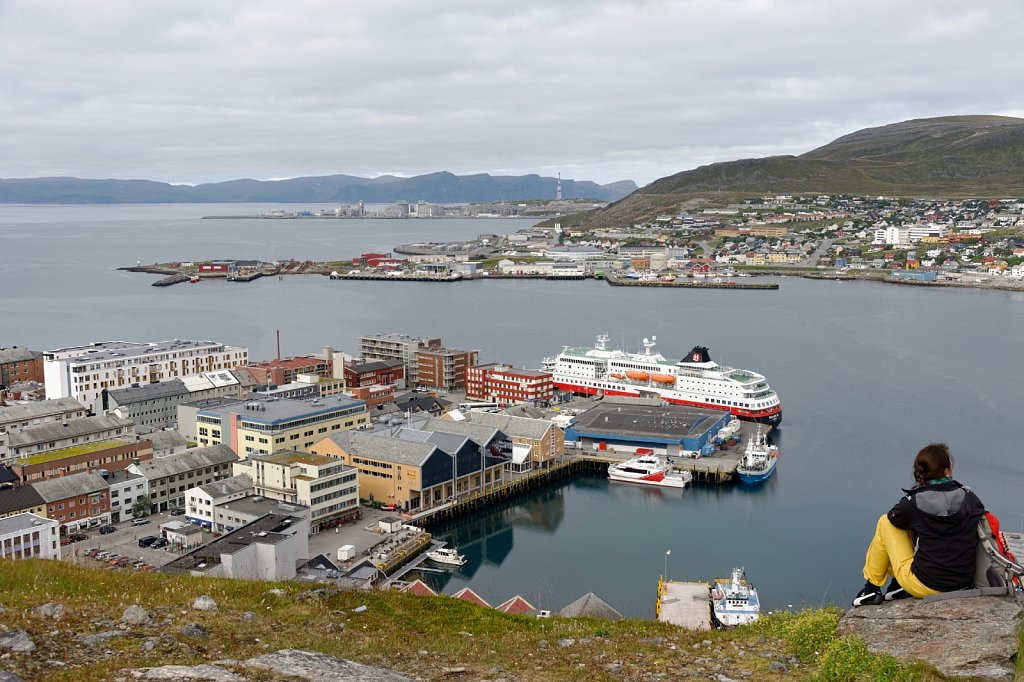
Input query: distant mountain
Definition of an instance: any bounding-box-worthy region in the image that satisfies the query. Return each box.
[577,115,1024,228]
[0,171,637,204]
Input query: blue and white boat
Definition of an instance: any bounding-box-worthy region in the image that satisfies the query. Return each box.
[711,567,760,627]
[735,426,778,484]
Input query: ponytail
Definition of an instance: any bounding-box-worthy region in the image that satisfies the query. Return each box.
[913,443,954,484]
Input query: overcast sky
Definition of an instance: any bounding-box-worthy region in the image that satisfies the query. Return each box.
[2,1,1022,187]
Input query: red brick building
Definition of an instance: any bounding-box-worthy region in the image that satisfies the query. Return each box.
[418,348,479,391]
[32,471,111,533]
[242,355,332,385]
[11,439,154,484]
[0,347,44,386]
[346,384,395,409]
[465,364,554,405]
[344,359,405,388]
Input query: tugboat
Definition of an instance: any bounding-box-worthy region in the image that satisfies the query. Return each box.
[735,426,778,484]
[711,567,760,627]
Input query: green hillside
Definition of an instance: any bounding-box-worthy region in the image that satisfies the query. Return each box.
[577,115,1024,228]
[0,558,933,681]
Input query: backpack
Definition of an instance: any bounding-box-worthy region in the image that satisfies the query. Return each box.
[924,511,1024,602]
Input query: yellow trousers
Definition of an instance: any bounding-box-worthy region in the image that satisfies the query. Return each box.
[862,514,941,598]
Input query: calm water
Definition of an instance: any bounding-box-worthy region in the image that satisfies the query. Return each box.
[2,204,1022,617]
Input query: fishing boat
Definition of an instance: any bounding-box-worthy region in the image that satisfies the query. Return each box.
[542,335,782,424]
[711,567,760,627]
[426,547,466,566]
[607,455,693,489]
[735,426,778,484]
[189,275,201,283]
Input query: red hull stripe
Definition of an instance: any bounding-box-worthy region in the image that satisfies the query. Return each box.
[554,381,782,419]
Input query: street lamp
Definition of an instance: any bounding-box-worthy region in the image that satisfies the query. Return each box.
[664,549,671,581]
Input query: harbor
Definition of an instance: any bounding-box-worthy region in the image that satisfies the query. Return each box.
[656,578,713,630]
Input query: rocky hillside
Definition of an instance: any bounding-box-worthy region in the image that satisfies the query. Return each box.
[0,558,924,681]
[576,115,1024,228]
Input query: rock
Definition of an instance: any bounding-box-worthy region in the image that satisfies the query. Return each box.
[837,595,1022,680]
[639,636,666,645]
[191,595,218,612]
[441,666,466,674]
[0,629,36,653]
[240,612,256,621]
[557,638,575,648]
[264,588,286,597]
[295,588,338,602]
[180,623,210,639]
[81,631,127,646]
[767,661,788,673]
[0,673,25,681]
[352,605,367,613]
[122,605,154,626]
[33,602,65,619]
[124,664,246,681]
[244,649,415,681]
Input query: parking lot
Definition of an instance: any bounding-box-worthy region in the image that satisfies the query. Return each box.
[63,514,191,571]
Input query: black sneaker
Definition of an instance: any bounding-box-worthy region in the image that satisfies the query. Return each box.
[852,581,884,606]
[884,579,911,601]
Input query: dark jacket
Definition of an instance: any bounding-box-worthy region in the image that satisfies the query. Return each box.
[888,479,985,592]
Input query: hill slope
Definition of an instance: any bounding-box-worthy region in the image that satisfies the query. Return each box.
[581,115,1024,228]
[0,172,637,204]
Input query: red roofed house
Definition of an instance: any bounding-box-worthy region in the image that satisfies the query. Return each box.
[452,587,490,608]
[495,595,537,615]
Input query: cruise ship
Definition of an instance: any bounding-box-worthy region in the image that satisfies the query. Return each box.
[542,335,781,424]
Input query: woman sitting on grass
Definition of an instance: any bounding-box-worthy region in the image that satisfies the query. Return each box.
[853,443,985,606]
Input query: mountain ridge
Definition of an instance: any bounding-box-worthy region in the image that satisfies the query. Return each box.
[0,172,636,204]
[574,115,1024,228]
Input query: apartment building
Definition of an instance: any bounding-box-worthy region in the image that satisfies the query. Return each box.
[417,347,479,392]
[0,486,46,521]
[0,347,44,386]
[43,339,249,412]
[127,444,237,513]
[241,355,332,385]
[343,359,404,388]
[359,333,441,388]
[465,364,554,406]
[33,472,110,533]
[10,437,153,484]
[234,451,359,531]
[0,398,88,461]
[180,394,368,457]
[184,474,253,530]
[0,513,61,561]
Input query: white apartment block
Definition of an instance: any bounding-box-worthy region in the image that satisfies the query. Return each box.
[184,474,253,530]
[44,340,249,413]
[0,513,61,561]
[234,451,358,533]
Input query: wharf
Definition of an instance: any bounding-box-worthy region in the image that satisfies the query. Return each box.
[657,578,712,630]
[327,272,464,282]
[605,272,778,290]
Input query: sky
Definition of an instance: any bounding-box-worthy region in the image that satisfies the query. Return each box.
[2,1,1023,188]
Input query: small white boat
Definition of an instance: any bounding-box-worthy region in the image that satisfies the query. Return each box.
[607,455,693,489]
[711,567,760,627]
[426,547,466,566]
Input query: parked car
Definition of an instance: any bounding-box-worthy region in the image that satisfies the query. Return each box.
[152,538,169,549]
[69,532,89,543]
[130,517,149,526]
[98,525,117,534]
[138,536,159,548]
[169,508,185,516]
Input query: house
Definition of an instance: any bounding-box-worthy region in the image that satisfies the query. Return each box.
[442,411,565,472]
[465,364,553,406]
[106,469,148,523]
[344,359,405,389]
[0,398,88,462]
[0,512,61,561]
[0,347,45,386]
[184,474,253,530]
[0,485,47,521]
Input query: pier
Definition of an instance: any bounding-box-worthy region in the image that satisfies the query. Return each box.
[605,272,779,290]
[656,578,712,630]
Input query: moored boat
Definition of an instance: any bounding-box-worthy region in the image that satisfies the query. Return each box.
[542,335,782,424]
[735,426,778,484]
[607,455,693,489]
[711,567,760,627]
[426,547,466,566]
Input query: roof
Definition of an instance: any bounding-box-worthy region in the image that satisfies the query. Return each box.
[457,411,552,439]
[322,430,438,467]
[495,595,537,615]
[452,587,491,608]
[44,340,240,365]
[0,347,39,364]
[558,592,623,620]
[568,403,722,441]
[7,414,135,448]
[401,579,438,597]
[0,485,45,515]
[105,380,187,405]
[196,474,252,498]
[348,359,404,373]
[254,450,337,468]
[16,438,136,465]
[0,512,56,535]
[414,416,501,446]
[0,397,85,425]
[394,427,469,456]
[129,444,238,480]
[32,471,108,502]
[146,430,188,451]
[198,394,365,425]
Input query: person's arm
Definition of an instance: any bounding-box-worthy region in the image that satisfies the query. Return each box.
[887,494,915,529]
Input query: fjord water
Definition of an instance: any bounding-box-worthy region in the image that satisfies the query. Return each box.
[2,204,1022,616]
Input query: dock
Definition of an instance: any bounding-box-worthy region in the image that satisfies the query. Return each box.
[656,578,712,630]
[605,272,778,290]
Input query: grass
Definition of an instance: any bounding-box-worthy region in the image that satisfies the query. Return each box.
[0,559,971,682]
[17,438,132,465]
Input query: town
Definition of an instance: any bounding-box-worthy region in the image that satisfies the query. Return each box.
[137,195,1024,290]
[0,333,769,621]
